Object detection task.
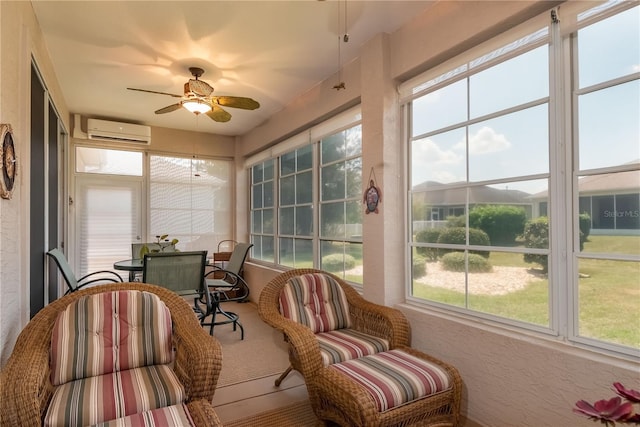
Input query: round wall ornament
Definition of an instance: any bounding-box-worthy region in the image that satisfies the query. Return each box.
[0,123,17,199]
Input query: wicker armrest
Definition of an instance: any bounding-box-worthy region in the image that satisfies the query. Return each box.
[273,317,324,376]
[347,296,411,348]
[0,309,57,425]
[166,290,222,402]
[186,399,223,427]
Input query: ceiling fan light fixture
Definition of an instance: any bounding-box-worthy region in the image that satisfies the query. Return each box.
[182,99,211,115]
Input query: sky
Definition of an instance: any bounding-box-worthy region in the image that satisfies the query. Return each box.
[410,4,639,196]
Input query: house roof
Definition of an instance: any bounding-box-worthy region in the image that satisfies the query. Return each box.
[412,181,532,205]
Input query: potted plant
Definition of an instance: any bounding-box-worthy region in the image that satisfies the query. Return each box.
[139,234,179,258]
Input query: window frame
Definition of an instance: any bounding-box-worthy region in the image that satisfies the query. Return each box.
[402,1,639,359]
[248,106,363,281]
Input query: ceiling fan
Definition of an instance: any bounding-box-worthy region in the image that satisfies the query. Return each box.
[127,67,260,122]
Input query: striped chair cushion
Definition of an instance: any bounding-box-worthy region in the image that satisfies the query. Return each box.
[44,364,186,427]
[89,403,195,427]
[279,273,351,333]
[330,349,452,412]
[317,329,389,366]
[50,290,173,385]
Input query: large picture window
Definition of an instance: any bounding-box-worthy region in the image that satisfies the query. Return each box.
[404,2,639,356]
[149,155,232,252]
[249,107,363,282]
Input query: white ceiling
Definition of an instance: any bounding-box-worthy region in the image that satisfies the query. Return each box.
[31,1,434,137]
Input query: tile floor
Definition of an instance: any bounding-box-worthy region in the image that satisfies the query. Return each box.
[212,369,309,423]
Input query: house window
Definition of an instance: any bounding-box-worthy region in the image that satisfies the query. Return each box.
[249,107,363,281]
[403,2,639,356]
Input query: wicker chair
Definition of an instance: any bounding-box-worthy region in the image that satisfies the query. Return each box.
[258,268,462,427]
[0,282,222,427]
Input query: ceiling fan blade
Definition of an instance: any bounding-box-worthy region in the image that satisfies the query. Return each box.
[127,87,182,98]
[206,105,232,122]
[155,103,183,114]
[213,96,260,110]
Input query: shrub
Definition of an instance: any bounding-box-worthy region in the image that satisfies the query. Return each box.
[522,216,548,272]
[437,227,491,258]
[579,212,591,242]
[469,205,527,246]
[446,215,465,228]
[322,254,356,272]
[413,254,427,278]
[415,228,441,261]
[441,252,492,273]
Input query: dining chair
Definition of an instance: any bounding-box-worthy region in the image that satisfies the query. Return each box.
[211,240,238,275]
[202,242,253,339]
[142,250,208,296]
[142,250,212,324]
[47,248,124,295]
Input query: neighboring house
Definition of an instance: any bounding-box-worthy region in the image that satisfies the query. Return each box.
[412,181,533,230]
[530,167,640,235]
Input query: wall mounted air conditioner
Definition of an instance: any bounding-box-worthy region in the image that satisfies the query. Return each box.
[87,119,151,144]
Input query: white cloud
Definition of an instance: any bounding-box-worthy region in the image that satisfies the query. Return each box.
[466,126,511,155]
[414,138,461,165]
[412,138,464,184]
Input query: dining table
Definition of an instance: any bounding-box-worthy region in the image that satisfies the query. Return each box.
[113,258,144,282]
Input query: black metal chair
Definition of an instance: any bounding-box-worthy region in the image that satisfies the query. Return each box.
[46,248,123,295]
[202,242,253,339]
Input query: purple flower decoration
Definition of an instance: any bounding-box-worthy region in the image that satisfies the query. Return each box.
[573,397,634,425]
[615,383,640,404]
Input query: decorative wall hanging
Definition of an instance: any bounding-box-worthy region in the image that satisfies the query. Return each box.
[0,123,17,199]
[363,167,381,214]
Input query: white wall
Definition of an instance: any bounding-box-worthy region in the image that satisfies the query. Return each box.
[239,1,639,426]
[0,1,70,367]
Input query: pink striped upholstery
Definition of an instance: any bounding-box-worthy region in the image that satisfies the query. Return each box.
[89,403,195,427]
[50,290,173,385]
[279,273,351,333]
[44,364,186,427]
[317,329,389,365]
[330,349,452,412]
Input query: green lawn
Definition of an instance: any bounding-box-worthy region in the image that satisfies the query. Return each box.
[413,235,640,349]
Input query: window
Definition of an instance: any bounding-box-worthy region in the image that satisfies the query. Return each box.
[404,2,639,356]
[149,155,232,252]
[279,144,314,267]
[320,126,363,283]
[74,147,144,277]
[249,107,363,282]
[251,159,275,262]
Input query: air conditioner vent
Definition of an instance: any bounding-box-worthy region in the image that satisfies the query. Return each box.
[87,119,151,145]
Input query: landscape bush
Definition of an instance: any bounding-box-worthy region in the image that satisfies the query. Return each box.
[446,215,466,228]
[579,212,592,241]
[322,253,356,272]
[522,216,548,272]
[441,252,492,273]
[469,205,527,246]
[413,254,427,278]
[437,227,491,258]
[415,228,441,261]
